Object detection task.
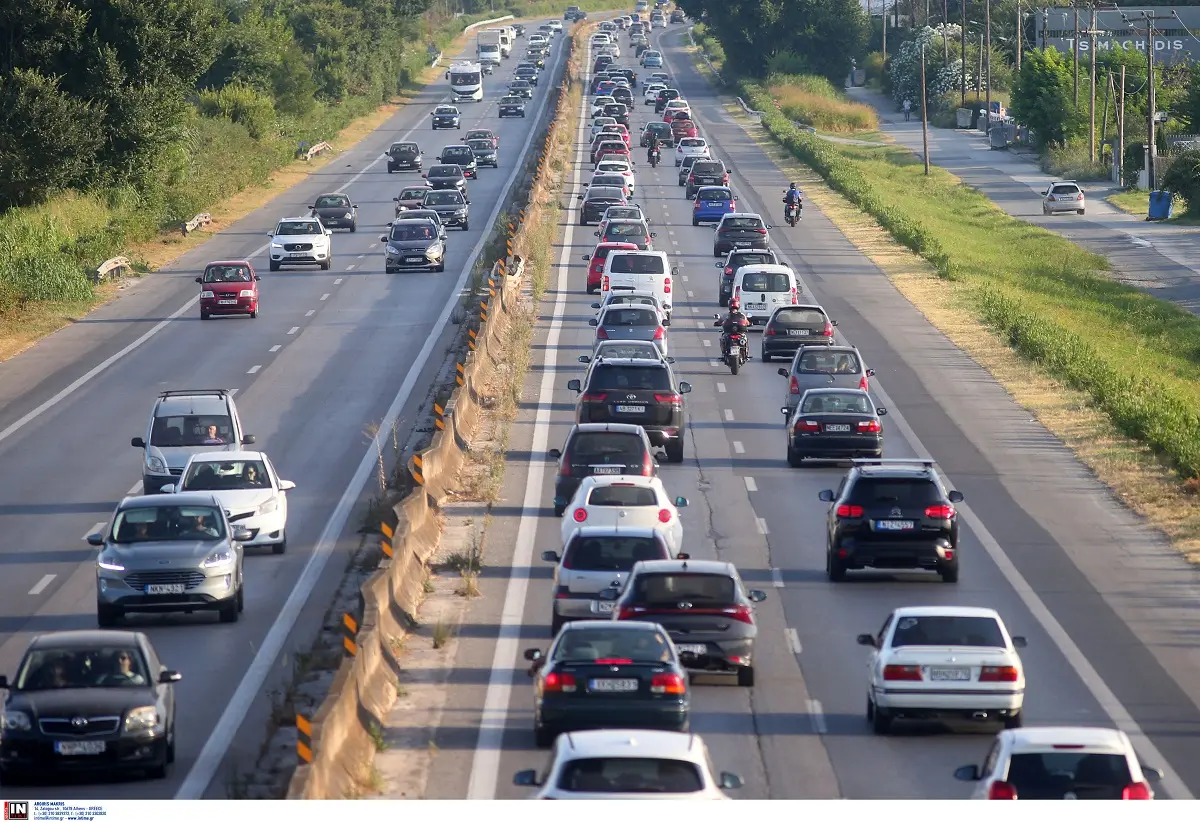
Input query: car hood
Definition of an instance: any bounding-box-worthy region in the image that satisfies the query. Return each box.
[387,239,438,252]
[426,202,466,213]
[5,687,156,719]
[200,488,277,517]
[273,233,325,244]
[107,538,228,563]
[150,442,239,470]
[471,149,497,158]
[428,177,465,187]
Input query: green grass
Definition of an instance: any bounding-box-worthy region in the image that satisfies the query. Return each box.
[1105,189,1200,224]
[767,74,878,134]
[742,79,1200,479]
[691,23,725,73]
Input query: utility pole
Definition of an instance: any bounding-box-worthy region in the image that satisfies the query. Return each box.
[1101,70,1112,147]
[1016,0,1022,76]
[882,0,887,64]
[961,0,967,105]
[1073,8,1080,106]
[1117,64,1125,184]
[977,31,983,95]
[1083,10,1105,162]
[943,0,949,62]
[921,44,931,175]
[1121,12,1166,190]
[985,0,992,121]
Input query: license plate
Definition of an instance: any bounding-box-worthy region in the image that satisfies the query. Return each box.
[593,601,616,613]
[287,253,307,258]
[729,345,740,355]
[146,583,185,594]
[591,466,622,474]
[406,257,425,263]
[55,740,105,755]
[874,520,915,531]
[734,240,750,246]
[218,300,237,305]
[929,667,972,681]
[825,424,851,432]
[787,329,811,335]
[615,405,645,414]
[676,644,706,655]
[590,678,638,692]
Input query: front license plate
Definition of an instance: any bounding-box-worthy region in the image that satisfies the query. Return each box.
[615,405,645,414]
[590,678,638,692]
[591,466,622,474]
[929,667,971,681]
[55,740,105,755]
[874,520,915,531]
[825,424,851,432]
[593,601,616,613]
[676,644,706,655]
[146,583,185,595]
[287,253,307,258]
[787,329,811,336]
[218,300,237,305]
[406,257,425,263]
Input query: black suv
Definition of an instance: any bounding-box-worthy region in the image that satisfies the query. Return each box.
[686,159,729,198]
[421,188,470,230]
[437,145,478,179]
[423,164,468,194]
[566,359,691,463]
[716,248,778,306]
[603,102,629,127]
[547,422,657,515]
[386,141,422,172]
[498,96,526,117]
[818,459,965,583]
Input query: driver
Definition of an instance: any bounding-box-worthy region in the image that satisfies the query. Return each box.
[713,298,750,357]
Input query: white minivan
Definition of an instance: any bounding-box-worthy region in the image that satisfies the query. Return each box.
[732,264,799,326]
[600,250,675,322]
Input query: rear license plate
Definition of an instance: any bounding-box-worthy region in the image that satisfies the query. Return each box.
[218,300,237,305]
[55,740,105,755]
[787,329,811,336]
[591,466,622,474]
[733,240,750,246]
[590,678,638,692]
[615,405,645,414]
[146,583,185,594]
[676,644,706,655]
[593,601,616,613]
[825,424,851,432]
[929,667,971,681]
[874,520,915,531]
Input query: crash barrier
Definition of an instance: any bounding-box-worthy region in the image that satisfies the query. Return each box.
[94,255,131,284]
[284,18,586,800]
[298,141,334,161]
[181,212,212,235]
[736,97,764,121]
[463,14,515,34]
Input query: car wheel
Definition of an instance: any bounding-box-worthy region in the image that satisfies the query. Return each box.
[385,266,395,274]
[236,584,245,613]
[146,758,168,779]
[350,223,357,233]
[1004,711,1023,729]
[761,351,771,362]
[870,700,892,734]
[269,260,280,272]
[200,310,210,320]
[436,261,446,272]
[553,503,566,517]
[826,550,846,581]
[321,258,331,271]
[692,218,699,226]
[579,216,587,226]
[665,439,684,463]
[737,665,755,687]
[462,221,470,230]
[97,603,122,628]
[940,562,959,583]
[787,446,803,468]
[273,534,287,555]
[1078,209,1085,215]
[218,597,239,623]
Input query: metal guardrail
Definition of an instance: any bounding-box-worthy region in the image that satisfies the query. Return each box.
[686,26,722,84]
[463,14,514,35]
[94,256,131,284]
[301,141,333,161]
[181,212,212,235]
[736,97,764,120]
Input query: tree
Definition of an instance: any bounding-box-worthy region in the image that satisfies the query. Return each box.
[1161,147,1200,216]
[888,25,964,112]
[1010,47,1076,149]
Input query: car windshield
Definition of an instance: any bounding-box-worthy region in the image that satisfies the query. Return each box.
[442,148,471,160]
[607,254,664,274]
[14,646,152,691]
[390,223,437,241]
[425,191,463,205]
[588,187,626,200]
[722,217,762,229]
[467,131,493,141]
[606,223,645,237]
[452,71,480,85]
[598,163,627,173]
[502,97,522,104]
[400,187,430,199]
[740,272,791,292]
[315,195,349,208]
[772,308,825,327]
[1051,184,1080,195]
[151,414,233,447]
[797,350,859,374]
[552,627,673,663]
[276,221,320,235]
[729,252,774,269]
[680,157,698,169]
[849,478,943,506]
[469,141,493,151]
[647,124,670,135]
[435,107,457,115]
[604,208,641,220]
[1003,752,1132,799]
[890,615,1006,648]
[202,265,252,283]
[181,459,270,491]
[429,167,461,178]
[589,365,671,391]
[801,392,873,414]
[111,504,225,543]
[586,484,657,506]
[693,162,721,174]
[391,144,418,156]
[594,175,626,188]
[634,572,737,605]
[602,308,657,327]
[562,536,667,572]
[609,296,656,309]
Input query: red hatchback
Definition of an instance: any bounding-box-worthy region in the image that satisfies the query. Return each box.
[197,260,260,319]
[671,118,698,141]
[582,241,638,293]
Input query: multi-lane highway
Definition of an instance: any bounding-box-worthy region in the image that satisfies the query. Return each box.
[0,23,572,798]
[420,21,1200,799]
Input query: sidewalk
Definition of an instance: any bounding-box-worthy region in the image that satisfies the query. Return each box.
[845,85,1200,313]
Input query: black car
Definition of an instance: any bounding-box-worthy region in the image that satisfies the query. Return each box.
[818,459,965,583]
[498,95,526,117]
[0,630,180,781]
[430,105,460,129]
[466,139,499,169]
[619,67,638,88]
[612,87,634,108]
[423,164,468,194]
[782,388,885,465]
[714,213,771,256]
[671,9,685,21]
[641,121,673,147]
[309,192,358,231]
[515,66,539,85]
[421,188,471,231]
[685,159,730,198]
[763,305,845,361]
[436,145,478,179]
[509,79,534,99]
[604,559,767,686]
[602,102,629,126]
[393,183,434,216]
[676,155,701,186]
[548,422,657,515]
[392,207,447,241]
[566,358,690,462]
[524,621,689,747]
[578,185,628,225]
[592,55,614,74]
[655,88,680,113]
[386,141,423,172]
[715,248,777,307]
[380,218,445,273]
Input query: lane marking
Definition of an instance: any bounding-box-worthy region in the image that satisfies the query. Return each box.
[28,575,55,596]
[334,278,344,285]
[681,275,688,282]
[228,388,238,397]
[733,440,745,454]
[709,359,721,367]
[269,345,282,353]
[755,517,769,535]
[247,365,261,374]
[701,338,711,347]
[743,476,756,492]
[357,254,366,259]
[305,310,315,317]
[717,382,727,393]
[723,408,734,421]
[82,522,106,542]
[786,627,801,654]
[346,265,356,271]
[321,293,331,301]
[771,568,784,588]
[687,290,694,297]
[369,243,377,250]
[806,699,827,734]
[287,326,300,335]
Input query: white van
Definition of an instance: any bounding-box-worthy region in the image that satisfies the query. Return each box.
[600,251,676,321]
[732,264,799,326]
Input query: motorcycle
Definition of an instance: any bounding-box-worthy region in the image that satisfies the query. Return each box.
[648,148,660,168]
[782,193,802,226]
[713,315,750,375]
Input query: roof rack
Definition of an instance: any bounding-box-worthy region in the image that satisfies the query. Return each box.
[157,389,229,399]
[850,458,936,468]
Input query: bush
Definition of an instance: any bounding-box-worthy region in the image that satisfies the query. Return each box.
[767,74,878,133]
[1161,148,1200,216]
[197,83,277,140]
[1041,138,1110,181]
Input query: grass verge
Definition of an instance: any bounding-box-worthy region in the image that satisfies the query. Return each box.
[767,74,878,134]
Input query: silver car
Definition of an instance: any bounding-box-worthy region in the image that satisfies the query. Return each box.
[131,389,255,494]
[779,345,873,415]
[90,493,248,627]
[590,304,667,357]
[578,340,672,369]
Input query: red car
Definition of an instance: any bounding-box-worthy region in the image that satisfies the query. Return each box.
[582,241,638,293]
[671,118,698,140]
[664,107,691,124]
[197,260,260,320]
[464,128,498,148]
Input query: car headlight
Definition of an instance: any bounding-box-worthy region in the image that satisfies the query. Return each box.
[1,711,31,732]
[200,290,215,299]
[256,497,279,516]
[146,455,166,473]
[98,553,125,571]
[202,549,236,568]
[238,289,255,298]
[124,706,160,733]
[271,243,283,250]
[454,209,468,216]
[343,212,353,219]
[426,244,442,258]
[386,245,399,254]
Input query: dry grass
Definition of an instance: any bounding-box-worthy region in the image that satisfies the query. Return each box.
[768,76,878,134]
[733,103,1200,564]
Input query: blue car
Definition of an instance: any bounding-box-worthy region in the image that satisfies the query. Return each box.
[692,186,737,225]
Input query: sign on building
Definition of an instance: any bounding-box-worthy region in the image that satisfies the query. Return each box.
[1037,6,1198,63]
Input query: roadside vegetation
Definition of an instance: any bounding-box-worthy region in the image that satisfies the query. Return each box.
[767,74,878,134]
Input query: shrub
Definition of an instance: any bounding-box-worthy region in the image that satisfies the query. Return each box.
[767,74,878,133]
[197,83,277,140]
[1041,138,1110,181]
[1161,148,1200,216]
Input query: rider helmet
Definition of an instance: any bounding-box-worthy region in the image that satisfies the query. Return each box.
[729,298,740,310]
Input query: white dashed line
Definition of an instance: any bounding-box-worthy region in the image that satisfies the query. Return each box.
[743,476,756,492]
[369,243,377,249]
[771,568,784,588]
[247,365,261,374]
[321,293,331,301]
[786,627,802,654]
[668,230,676,235]
[709,359,721,367]
[334,278,344,285]
[288,326,300,335]
[687,290,694,297]
[733,441,745,454]
[671,239,678,245]
[702,339,711,347]
[681,275,688,282]
[126,482,142,496]
[346,265,356,271]
[305,310,315,317]
[696,321,707,329]
[717,382,727,393]
[807,699,827,734]
[269,345,281,353]
[82,522,106,541]
[755,517,769,535]
[28,574,55,596]
[723,408,734,421]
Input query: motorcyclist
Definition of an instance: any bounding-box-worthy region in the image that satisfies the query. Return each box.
[713,298,750,357]
[784,183,803,217]
[647,137,662,165]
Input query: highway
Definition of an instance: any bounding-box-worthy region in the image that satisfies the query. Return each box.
[0,24,572,798]
[420,22,1200,799]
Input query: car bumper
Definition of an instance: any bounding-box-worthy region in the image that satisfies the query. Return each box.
[97,569,239,610]
[836,536,956,570]
[271,251,329,265]
[693,210,729,222]
[434,213,468,227]
[386,254,441,271]
[553,595,617,620]
[537,699,688,733]
[715,239,768,253]
[1045,200,1084,212]
[666,636,754,672]
[319,217,355,228]
[432,119,459,128]
[200,298,256,315]
[0,734,168,774]
[499,107,524,116]
[790,434,883,457]
[872,686,1024,713]
[763,336,828,356]
[229,510,287,546]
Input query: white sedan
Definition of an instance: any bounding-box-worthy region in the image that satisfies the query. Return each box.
[165,451,295,554]
[643,83,665,105]
[596,159,636,193]
[562,476,687,554]
[857,605,1026,734]
[591,96,617,117]
[590,116,618,140]
[674,137,710,166]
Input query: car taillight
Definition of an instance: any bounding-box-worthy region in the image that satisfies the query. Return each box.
[688,174,695,183]
[693,200,700,209]
[1076,193,1085,201]
[836,504,864,517]
[652,326,664,340]
[722,604,754,624]
[581,392,608,402]
[656,508,673,524]
[641,451,654,476]
[790,287,798,305]
[987,781,1017,800]
[858,375,869,391]
[754,228,767,234]
[724,267,733,276]
[857,419,882,433]
[1122,782,1152,799]
[572,508,587,522]
[542,672,577,693]
[653,392,681,405]
[559,459,571,476]
[822,322,834,337]
[601,275,610,291]
[663,276,671,294]
[978,665,1019,682]
[721,173,729,184]
[617,605,647,620]
[789,376,800,394]
[796,419,819,432]
[882,664,922,681]
[925,504,956,519]
[596,327,609,339]
[765,327,776,336]
[650,672,686,694]
[733,286,740,301]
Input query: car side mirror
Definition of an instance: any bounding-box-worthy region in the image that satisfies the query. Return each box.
[777,368,790,377]
[513,769,540,787]
[233,526,253,542]
[380,235,388,242]
[588,318,598,326]
[160,483,177,494]
[598,587,620,601]
[590,302,601,309]
[830,319,839,326]
[948,490,965,503]
[856,633,877,647]
[523,648,543,662]
[578,193,585,199]
[781,406,790,416]
[194,276,203,284]
[255,275,262,281]
[866,368,876,377]
[818,489,835,502]
[577,355,591,364]
[583,254,592,261]
[876,407,888,416]
[715,262,723,268]
[1011,636,1027,648]
[241,435,256,445]
[674,496,688,507]
[266,232,274,237]
[131,437,145,448]
[87,533,105,547]
[309,204,316,210]
[718,772,743,790]
[678,382,691,394]
[1143,766,1164,783]
[159,670,183,684]
[279,480,297,491]
[747,589,767,603]
[567,379,582,392]
[650,232,657,237]
[662,317,670,327]
[540,549,560,563]
[953,765,980,782]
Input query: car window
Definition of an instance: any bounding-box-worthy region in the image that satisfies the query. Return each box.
[390,223,436,241]
[586,484,658,506]
[562,536,667,572]
[740,272,791,292]
[608,254,665,275]
[634,572,736,604]
[315,195,349,208]
[111,504,225,543]
[502,97,522,104]
[14,646,152,691]
[429,166,462,178]
[1003,752,1131,799]
[442,148,471,159]
[801,392,872,414]
[606,223,644,237]
[468,140,493,151]
[680,138,704,147]
[556,757,703,793]
[425,191,463,205]
[722,216,762,229]
[890,615,1005,648]
[729,252,775,268]
[681,157,698,168]
[605,208,640,220]
[796,350,859,374]
[391,144,418,155]
[276,221,321,235]
[435,106,457,114]
[567,431,645,461]
[602,308,657,327]
[1051,184,1080,195]
[202,265,252,283]
[771,308,825,327]
[151,414,233,447]
[182,459,270,491]
[848,478,942,506]
[400,187,430,199]
[589,365,672,391]
[588,187,626,200]
[693,162,722,175]
[609,296,657,309]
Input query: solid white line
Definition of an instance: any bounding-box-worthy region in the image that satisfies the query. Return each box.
[806,699,827,734]
[357,254,366,259]
[786,627,801,654]
[247,365,261,374]
[717,382,727,393]
[755,517,769,535]
[82,523,105,541]
[743,475,756,492]
[305,309,315,317]
[269,345,281,353]
[723,408,734,421]
[733,440,745,454]
[28,575,55,596]
[287,326,300,335]
[334,277,344,285]
[771,567,784,588]
[320,293,331,301]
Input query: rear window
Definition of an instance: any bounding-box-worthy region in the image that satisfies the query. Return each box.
[608,254,665,275]
[796,349,859,373]
[680,138,704,147]
[588,187,626,200]
[722,217,763,229]
[556,757,703,794]
[771,308,825,327]
[801,392,872,414]
[588,365,672,391]
[1003,752,1131,800]
[602,308,657,327]
[1051,184,1080,195]
[567,431,645,462]
[605,223,645,238]
[847,478,942,506]
[586,484,657,506]
[891,615,1006,648]
[728,252,775,269]
[697,188,732,201]
[634,573,736,604]
[563,536,667,571]
[692,162,722,175]
[740,272,791,292]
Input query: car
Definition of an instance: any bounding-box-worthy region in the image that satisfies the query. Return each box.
[640,121,673,147]
[582,241,639,293]
[953,727,1164,800]
[524,623,690,748]
[713,212,771,256]
[591,116,618,140]
[430,104,460,129]
[592,55,614,74]
[592,292,668,327]
[596,218,653,249]
[548,422,657,516]
[818,458,965,582]
[590,303,668,357]
[664,101,692,124]
[654,87,679,112]
[421,188,471,231]
[308,192,358,231]
[567,358,690,462]
[599,204,647,224]
[390,208,447,242]
[131,389,254,494]
[561,475,687,554]
[463,128,498,147]
[857,606,1027,734]
[676,155,701,186]
[195,260,260,320]
[515,65,538,85]
[644,83,666,105]
[617,68,638,88]
[642,50,663,68]
[380,218,445,273]
[648,72,670,86]
[611,87,634,108]
[605,559,767,685]
[671,9,685,21]
[595,159,636,192]
[589,172,633,199]
[780,343,867,414]
[385,141,423,172]
[670,117,698,141]
[548,19,563,31]
[715,248,779,307]
[423,164,468,194]
[580,340,672,366]
[685,159,729,197]
[162,451,294,553]
[1042,179,1085,215]
[525,51,546,69]
[591,137,626,164]
[436,144,478,179]
[761,304,840,360]
[730,263,798,326]
[673,137,709,166]
[602,103,629,127]
[577,185,628,225]
[466,138,499,168]
[509,79,534,98]
[0,630,181,781]
[564,5,584,20]
[692,186,736,225]
[89,492,247,626]
[498,95,527,117]
[605,123,632,147]
[394,183,433,215]
[266,216,332,271]
[782,388,886,465]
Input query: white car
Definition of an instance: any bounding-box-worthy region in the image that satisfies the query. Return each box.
[599,204,648,225]
[858,605,1027,734]
[674,137,710,166]
[562,475,687,553]
[593,292,669,326]
[644,83,666,105]
[513,730,742,799]
[954,727,1164,800]
[267,217,332,271]
[591,96,617,117]
[529,34,548,47]
[164,451,295,553]
[548,20,562,32]
[596,159,636,193]
[599,43,620,58]
[590,116,618,140]
[664,99,691,119]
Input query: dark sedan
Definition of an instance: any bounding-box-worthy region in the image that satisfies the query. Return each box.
[423,164,468,194]
[393,184,433,216]
[498,96,526,117]
[515,66,539,86]
[430,105,460,130]
[782,388,885,466]
[436,145,478,179]
[380,218,445,273]
[578,185,628,226]
[385,141,423,172]
[0,630,180,782]
[525,621,689,747]
[467,139,499,168]
[309,192,358,231]
[641,121,673,147]
[421,188,471,230]
[761,305,840,361]
[509,79,534,99]
[392,208,447,241]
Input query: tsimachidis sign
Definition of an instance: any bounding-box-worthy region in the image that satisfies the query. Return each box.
[1036,6,1200,63]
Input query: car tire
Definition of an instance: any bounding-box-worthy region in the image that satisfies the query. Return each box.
[200,310,210,320]
[97,603,122,628]
[273,534,287,555]
[553,503,566,517]
[665,439,684,463]
[940,562,960,583]
[166,733,176,764]
[551,612,566,634]
[462,221,470,230]
[787,446,803,468]
[761,351,771,362]
[146,757,168,779]
[237,585,245,613]
[737,665,755,687]
[385,266,395,274]
[218,597,239,623]
[249,308,257,318]
[1004,711,1023,729]
[871,701,892,735]
[350,223,357,233]
[826,550,846,581]
[1078,209,1085,215]
[692,218,699,226]
[269,260,280,272]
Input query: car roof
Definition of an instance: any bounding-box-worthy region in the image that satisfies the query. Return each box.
[1003,727,1129,751]
[156,394,229,415]
[567,525,665,539]
[560,620,662,636]
[571,422,646,436]
[633,559,734,575]
[120,491,222,509]
[892,605,1001,620]
[556,730,703,759]
[442,143,472,150]
[205,259,253,267]
[594,358,668,368]
[185,450,266,463]
[736,264,793,275]
[30,630,143,650]
[856,463,939,479]
[720,212,762,220]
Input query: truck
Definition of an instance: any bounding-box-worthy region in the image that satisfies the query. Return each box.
[565,6,586,21]
[477,30,502,66]
[485,27,512,58]
[446,61,483,102]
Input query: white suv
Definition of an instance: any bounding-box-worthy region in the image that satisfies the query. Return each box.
[267,216,333,271]
[132,389,254,494]
[1041,180,1085,215]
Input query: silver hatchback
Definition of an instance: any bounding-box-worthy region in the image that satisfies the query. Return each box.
[590,304,667,357]
[779,345,874,415]
[90,492,247,627]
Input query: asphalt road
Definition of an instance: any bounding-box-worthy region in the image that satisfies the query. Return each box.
[0,25,572,799]
[419,24,1200,799]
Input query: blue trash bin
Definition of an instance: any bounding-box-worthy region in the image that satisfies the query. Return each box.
[1148,190,1174,221]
